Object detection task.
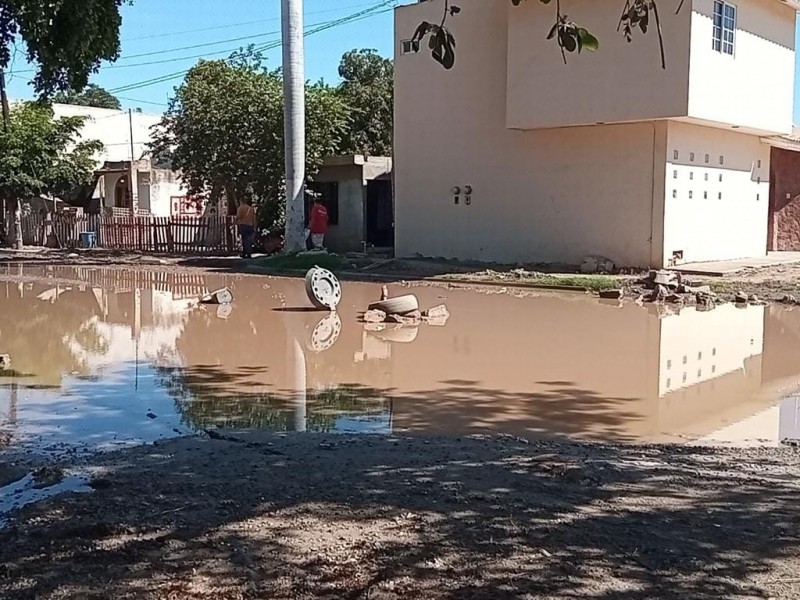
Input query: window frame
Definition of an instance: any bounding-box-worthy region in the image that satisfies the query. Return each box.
[712,0,737,56]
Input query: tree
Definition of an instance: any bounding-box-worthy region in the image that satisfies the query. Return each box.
[0,0,127,246]
[53,84,121,110]
[0,0,127,98]
[337,49,393,158]
[0,102,102,247]
[414,0,681,71]
[151,52,347,234]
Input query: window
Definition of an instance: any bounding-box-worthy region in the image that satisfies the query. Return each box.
[673,150,679,160]
[306,181,340,226]
[713,1,736,55]
[672,189,677,198]
[705,154,710,164]
[689,172,694,180]
[690,152,695,162]
[673,170,678,179]
[401,39,420,55]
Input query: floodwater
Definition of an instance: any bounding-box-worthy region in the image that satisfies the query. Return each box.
[1,264,800,455]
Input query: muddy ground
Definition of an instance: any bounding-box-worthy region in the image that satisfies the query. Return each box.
[3,247,800,304]
[2,433,800,600]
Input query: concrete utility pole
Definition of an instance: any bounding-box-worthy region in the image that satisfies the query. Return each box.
[281,0,306,253]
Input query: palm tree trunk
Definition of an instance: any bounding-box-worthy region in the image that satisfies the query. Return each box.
[281,0,306,253]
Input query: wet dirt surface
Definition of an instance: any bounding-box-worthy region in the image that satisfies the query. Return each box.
[3,434,800,600]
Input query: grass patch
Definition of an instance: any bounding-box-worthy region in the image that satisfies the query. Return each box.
[439,272,621,291]
[254,252,346,272]
[535,274,621,291]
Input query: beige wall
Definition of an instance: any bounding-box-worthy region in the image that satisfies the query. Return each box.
[395,1,663,267]
[662,121,770,263]
[687,0,795,135]
[314,164,365,253]
[506,0,692,129]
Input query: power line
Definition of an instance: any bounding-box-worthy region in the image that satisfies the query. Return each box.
[7,1,392,76]
[123,1,384,41]
[108,2,395,95]
[117,96,169,108]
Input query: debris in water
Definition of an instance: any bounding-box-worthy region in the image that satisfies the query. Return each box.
[146,412,157,420]
[305,266,342,310]
[369,294,420,316]
[364,309,388,323]
[598,289,623,300]
[422,304,450,319]
[200,288,233,305]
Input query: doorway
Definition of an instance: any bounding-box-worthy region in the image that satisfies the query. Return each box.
[366,179,393,248]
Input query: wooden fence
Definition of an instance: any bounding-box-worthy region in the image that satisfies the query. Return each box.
[20,213,237,254]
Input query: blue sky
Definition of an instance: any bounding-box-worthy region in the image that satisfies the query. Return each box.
[5,0,800,123]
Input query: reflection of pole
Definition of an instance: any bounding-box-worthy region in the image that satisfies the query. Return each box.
[289,337,307,432]
[134,288,141,390]
[9,380,17,424]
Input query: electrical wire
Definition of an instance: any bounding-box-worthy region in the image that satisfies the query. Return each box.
[123,1,385,41]
[108,2,395,94]
[8,0,393,75]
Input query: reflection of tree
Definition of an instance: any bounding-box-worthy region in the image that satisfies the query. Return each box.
[157,365,388,432]
[0,285,100,386]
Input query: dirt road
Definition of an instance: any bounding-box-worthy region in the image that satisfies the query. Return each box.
[2,433,800,599]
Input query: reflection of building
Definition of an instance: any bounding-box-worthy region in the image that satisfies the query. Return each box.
[4,265,800,446]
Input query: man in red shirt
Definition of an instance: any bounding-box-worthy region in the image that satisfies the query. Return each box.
[307,197,329,250]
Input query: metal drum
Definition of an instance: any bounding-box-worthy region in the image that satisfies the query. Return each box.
[305,266,342,310]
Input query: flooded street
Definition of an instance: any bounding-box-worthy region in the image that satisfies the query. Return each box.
[4,265,800,600]
[1,264,799,452]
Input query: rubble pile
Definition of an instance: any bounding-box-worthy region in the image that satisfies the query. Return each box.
[362,286,450,328]
[604,270,765,309]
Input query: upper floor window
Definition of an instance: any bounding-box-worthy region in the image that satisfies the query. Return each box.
[713,1,736,55]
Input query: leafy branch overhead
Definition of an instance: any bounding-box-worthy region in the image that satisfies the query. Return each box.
[414,0,681,70]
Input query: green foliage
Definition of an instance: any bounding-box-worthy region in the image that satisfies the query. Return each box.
[416,0,677,70]
[151,50,347,233]
[0,0,128,96]
[337,49,393,157]
[53,83,121,110]
[0,102,102,202]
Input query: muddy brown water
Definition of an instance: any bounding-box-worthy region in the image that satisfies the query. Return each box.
[1,264,799,454]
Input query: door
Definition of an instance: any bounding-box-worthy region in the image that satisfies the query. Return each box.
[366,180,393,248]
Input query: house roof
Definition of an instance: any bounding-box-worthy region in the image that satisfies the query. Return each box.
[763,127,800,152]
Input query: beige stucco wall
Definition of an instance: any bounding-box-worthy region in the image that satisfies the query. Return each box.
[662,121,770,263]
[395,0,663,267]
[314,164,365,253]
[687,0,795,135]
[149,169,185,217]
[506,0,692,129]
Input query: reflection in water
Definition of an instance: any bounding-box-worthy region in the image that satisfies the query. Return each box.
[1,264,800,453]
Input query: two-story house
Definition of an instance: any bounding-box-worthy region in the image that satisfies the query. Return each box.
[394,0,798,268]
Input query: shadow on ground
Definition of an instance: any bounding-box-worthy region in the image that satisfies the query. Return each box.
[1,432,799,599]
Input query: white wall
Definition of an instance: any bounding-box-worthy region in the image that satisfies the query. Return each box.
[658,303,765,396]
[687,0,796,135]
[53,104,161,164]
[662,121,770,263]
[149,169,185,217]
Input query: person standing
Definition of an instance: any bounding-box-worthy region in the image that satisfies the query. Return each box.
[308,197,329,250]
[235,197,257,259]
